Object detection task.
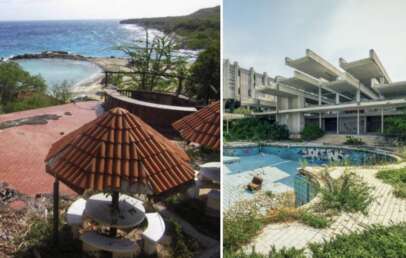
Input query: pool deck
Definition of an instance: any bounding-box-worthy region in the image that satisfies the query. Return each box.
[244,163,406,254]
[223,153,297,209]
[0,101,103,196]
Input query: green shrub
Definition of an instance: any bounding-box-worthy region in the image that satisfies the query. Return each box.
[299,211,329,229]
[225,118,289,141]
[301,124,324,141]
[0,61,47,105]
[319,171,373,214]
[384,114,406,142]
[224,246,306,258]
[377,168,406,199]
[344,135,364,145]
[309,224,406,257]
[2,93,61,113]
[169,220,196,258]
[223,204,263,252]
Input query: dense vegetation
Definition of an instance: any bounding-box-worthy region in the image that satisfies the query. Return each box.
[226,224,406,258]
[186,41,220,103]
[0,62,64,114]
[376,168,406,198]
[120,6,220,50]
[384,114,406,142]
[319,171,373,214]
[343,135,365,145]
[301,124,324,141]
[224,118,290,141]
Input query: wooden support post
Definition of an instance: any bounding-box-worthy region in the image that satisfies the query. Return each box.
[110,191,119,237]
[53,179,59,245]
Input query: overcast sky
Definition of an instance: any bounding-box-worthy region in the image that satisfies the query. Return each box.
[0,0,219,21]
[224,0,406,81]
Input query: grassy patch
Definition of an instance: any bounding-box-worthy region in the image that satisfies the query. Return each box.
[224,247,306,258]
[309,224,406,257]
[223,202,264,253]
[2,93,62,114]
[265,208,330,229]
[319,171,373,214]
[377,167,406,198]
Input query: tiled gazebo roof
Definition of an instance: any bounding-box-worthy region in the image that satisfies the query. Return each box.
[172,101,220,150]
[45,107,195,195]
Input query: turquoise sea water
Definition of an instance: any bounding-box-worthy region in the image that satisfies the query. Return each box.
[0,20,161,88]
[16,58,103,88]
[0,20,145,58]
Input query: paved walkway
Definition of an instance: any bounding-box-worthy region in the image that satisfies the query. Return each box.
[0,102,103,196]
[245,163,406,254]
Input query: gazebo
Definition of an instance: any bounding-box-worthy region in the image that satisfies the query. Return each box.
[172,101,220,216]
[45,107,195,256]
[172,100,220,151]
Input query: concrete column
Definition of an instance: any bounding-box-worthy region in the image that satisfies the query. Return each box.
[357,109,360,135]
[336,93,339,134]
[319,113,322,128]
[381,109,384,134]
[337,112,339,134]
[318,86,322,129]
[275,83,280,122]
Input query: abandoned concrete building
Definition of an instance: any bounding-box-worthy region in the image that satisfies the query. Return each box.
[223,49,406,136]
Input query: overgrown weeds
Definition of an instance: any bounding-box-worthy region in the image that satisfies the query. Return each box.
[377,167,406,198]
[319,170,373,214]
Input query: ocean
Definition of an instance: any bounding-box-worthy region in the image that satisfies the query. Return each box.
[0,19,152,58]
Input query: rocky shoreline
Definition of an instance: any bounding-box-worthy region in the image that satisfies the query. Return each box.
[4,51,131,100]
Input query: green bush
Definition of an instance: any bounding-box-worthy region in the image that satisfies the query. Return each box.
[299,212,330,229]
[169,220,195,258]
[344,135,364,145]
[309,224,406,257]
[225,118,289,141]
[301,124,324,141]
[223,205,263,252]
[224,247,306,258]
[2,93,61,113]
[377,168,406,198]
[0,61,47,105]
[384,114,406,142]
[319,171,373,214]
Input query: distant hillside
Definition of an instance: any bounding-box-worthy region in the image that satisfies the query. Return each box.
[120,6,220,50]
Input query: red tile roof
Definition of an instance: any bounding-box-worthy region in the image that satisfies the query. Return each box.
[172,101,220,150]
[45,107,195,195]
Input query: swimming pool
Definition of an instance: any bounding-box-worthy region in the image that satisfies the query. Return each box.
[223,143,397,209]
[16,58,103,89]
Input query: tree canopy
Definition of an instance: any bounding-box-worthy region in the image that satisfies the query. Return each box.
[0,62,47,105]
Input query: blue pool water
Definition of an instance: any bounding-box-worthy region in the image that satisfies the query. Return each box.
[223,144,396,209]
[16,58,103,88]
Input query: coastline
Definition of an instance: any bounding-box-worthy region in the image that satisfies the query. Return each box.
[8,51,131,100]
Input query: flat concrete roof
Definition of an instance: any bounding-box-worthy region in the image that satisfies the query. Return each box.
[280,70,352,101]
[253,98,406,115]
[340,49,391,85]
[285,49,342,81]
[373,81,406,98]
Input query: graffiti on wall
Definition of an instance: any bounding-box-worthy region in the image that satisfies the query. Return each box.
[300,148,349,162]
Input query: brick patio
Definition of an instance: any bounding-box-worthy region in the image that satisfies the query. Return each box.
[0,101,103,196]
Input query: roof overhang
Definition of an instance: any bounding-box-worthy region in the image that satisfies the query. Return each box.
[339,49,391,86]
[372,81,406,98]
[285,49,342,81]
